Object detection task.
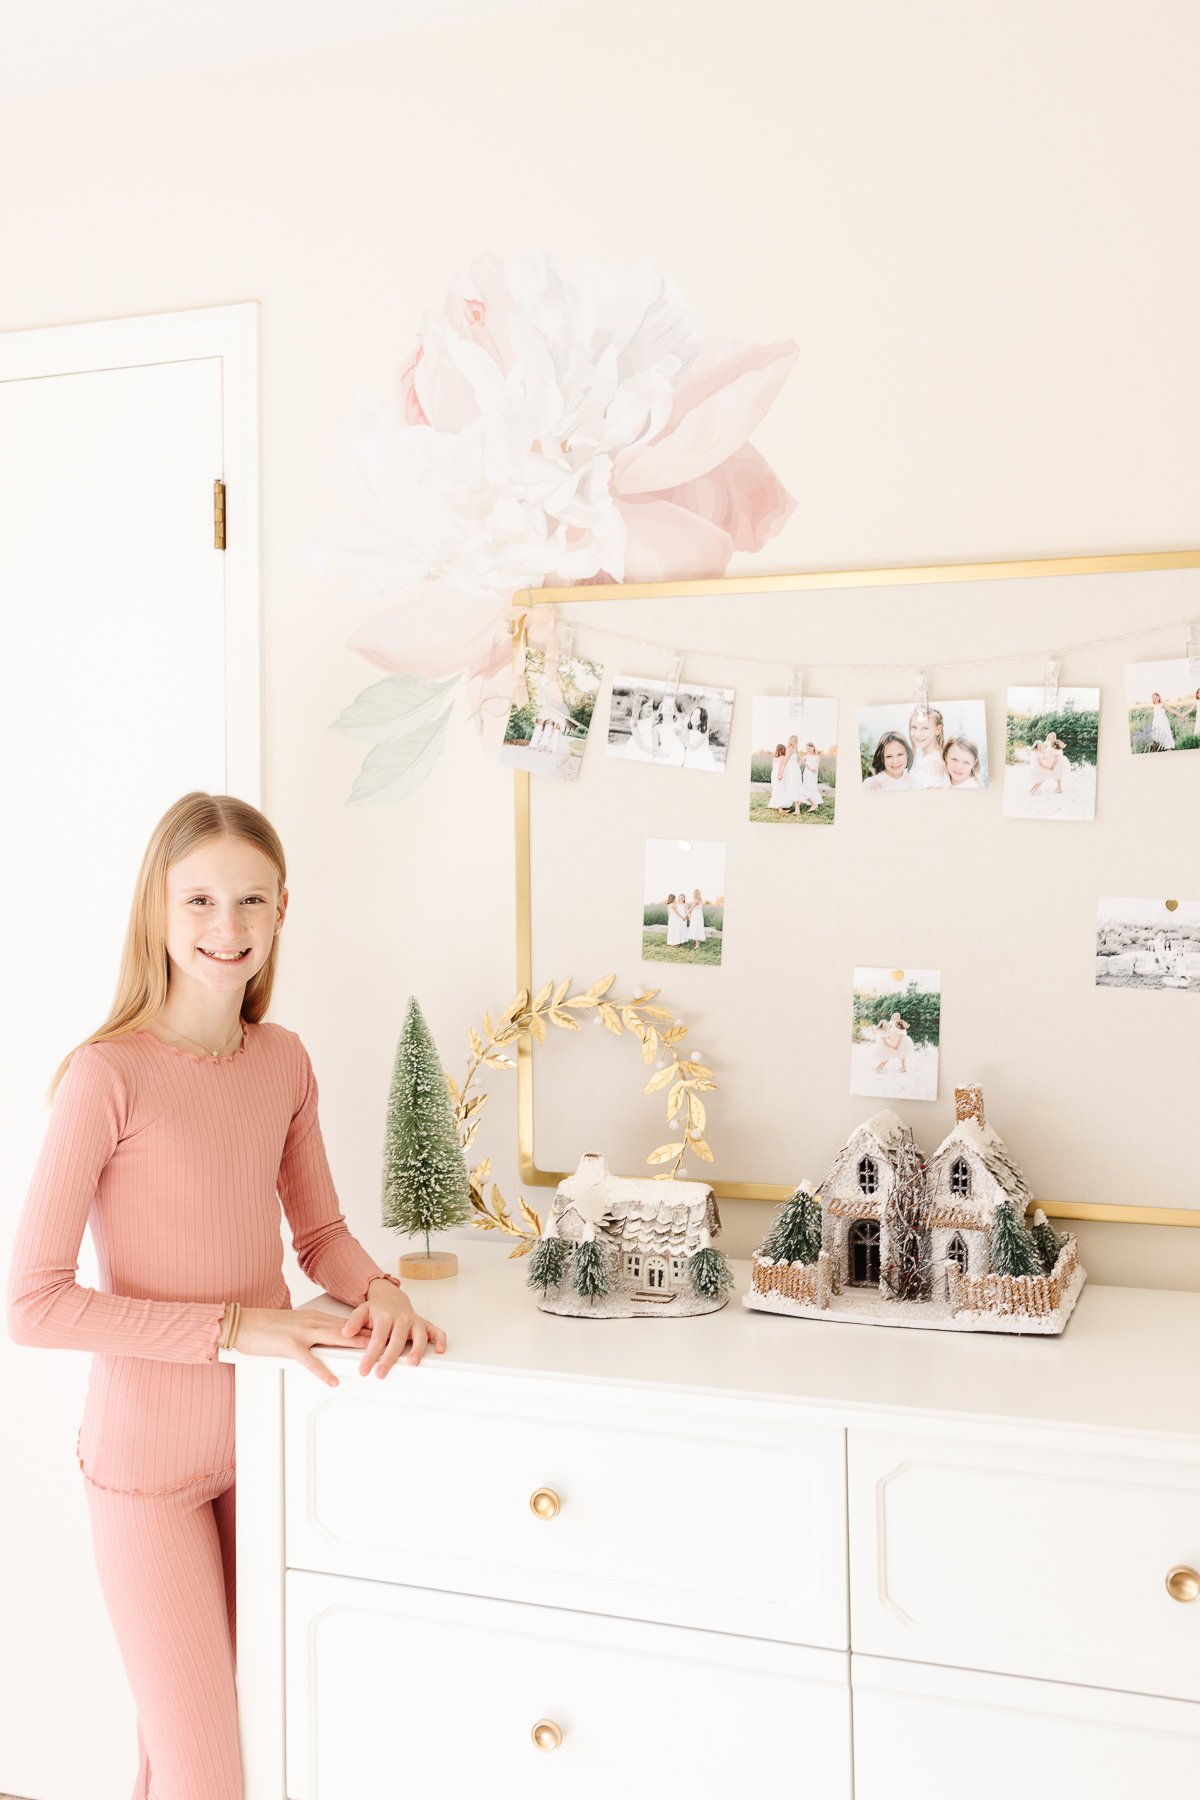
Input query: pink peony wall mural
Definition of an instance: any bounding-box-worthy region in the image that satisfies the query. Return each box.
[319,250,797,802]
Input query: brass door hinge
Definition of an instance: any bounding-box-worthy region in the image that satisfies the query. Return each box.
[214,478,226,550]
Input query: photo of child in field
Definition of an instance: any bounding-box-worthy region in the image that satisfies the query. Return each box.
[748,696,838,823]
[858,701,989,792]
[1002,686,1099,820]
[499,647,603,781]
[642,839,726,967]
[850,967,941,1101]
[1124,659,1200,754]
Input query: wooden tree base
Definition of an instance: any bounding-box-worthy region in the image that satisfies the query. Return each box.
[398,1250,458,1281]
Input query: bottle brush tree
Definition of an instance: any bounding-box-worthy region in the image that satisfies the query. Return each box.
[382,997,472,1258]
[1030,1209,1065,1275]
[688,1247,734,1299]
[760,1182,823,1265]
[527,1235,569,1295]
[990,1201,1043,1278]
[571,1238,611,1303]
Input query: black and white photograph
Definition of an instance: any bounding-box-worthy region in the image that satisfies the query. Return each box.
[1095,897,1200,992]
[608,674,734,773]
[748,696,838,823]
[857,699,990,791]
[498,646,603,781]
[1123,658,1200,754]
[642,838,726,966]
[1002,685,1100,821]
[850,966,941,1101]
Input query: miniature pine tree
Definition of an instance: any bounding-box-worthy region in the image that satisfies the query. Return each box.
[382,997,472,1259]
[688,1247,734,1299]
[759,1183,823,1265]
[527,1235,569,1295]
[1031,1209,1065,1275]
[990,1201,1043,1278]
[571,1238,611,1304]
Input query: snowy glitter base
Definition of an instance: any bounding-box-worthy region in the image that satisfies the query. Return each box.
[742,1261,1086,1336]
[535,1290,730,1319]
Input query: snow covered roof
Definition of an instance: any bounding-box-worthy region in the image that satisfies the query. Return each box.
[551,1153,719,1251]
[818,1109,917,1199]
[928,1116,1032,1210]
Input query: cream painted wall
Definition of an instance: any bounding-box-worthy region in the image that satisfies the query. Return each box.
[2,0,1198,1294]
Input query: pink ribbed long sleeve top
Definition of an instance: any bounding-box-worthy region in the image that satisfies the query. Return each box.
[7,1020,388,1493]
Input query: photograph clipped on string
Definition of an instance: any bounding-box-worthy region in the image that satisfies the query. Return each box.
[499,646,604,780]
[748,696,838,824]
[857,699,989,792]
[1002,685,1099,821]
[607,674,734,773]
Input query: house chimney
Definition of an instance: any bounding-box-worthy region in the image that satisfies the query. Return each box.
[954,1085,985,1128]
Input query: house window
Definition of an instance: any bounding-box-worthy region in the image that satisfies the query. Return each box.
[946,1233,968,1272]
[625,1252,642,1280]
[671,1257,687,1281]
[848,1220,881,1287]
[857,1155,879,1196]
[950,1157,971,1197]
[644,1256,667,1290]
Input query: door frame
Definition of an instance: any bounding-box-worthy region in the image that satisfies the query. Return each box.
[0,301,261,799]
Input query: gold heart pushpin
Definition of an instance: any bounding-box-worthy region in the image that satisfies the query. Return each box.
[1165,899,1179,912]
[891,969,905,982]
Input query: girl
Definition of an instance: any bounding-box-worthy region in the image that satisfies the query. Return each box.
[767,742,791,810]
[944,734,983,787]
[687,889,707,945]
[782,733,805,809]
[1149,691,1176,751]
[683,704,711,766]
[873,1013,913,1076]
[908,707,949,789]
[664,891,688,947]
[1028,732,1068,794]
[799,741,823,811]
[6,793,446,1800]
[862,732,914,792]
[628,692,657,757]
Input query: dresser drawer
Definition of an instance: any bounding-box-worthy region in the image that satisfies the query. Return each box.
[284,1368,847,1646]
[852,1654,1200,1800]
[285,1570,852,1800]
[848,1430,1200,1700]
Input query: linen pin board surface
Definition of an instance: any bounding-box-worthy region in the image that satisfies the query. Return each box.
[514,552,1200,1228]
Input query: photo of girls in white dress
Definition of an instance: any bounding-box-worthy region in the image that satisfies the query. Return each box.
[748,696,838,824]
[642,838,726,967]
[1124,659,1200,754]
[857,701,989,793]
[499,647,604,781]
[607,675,734,774]
[851,966,941,1101]
[1002,685,1099,820]
[1096,897,1200,993]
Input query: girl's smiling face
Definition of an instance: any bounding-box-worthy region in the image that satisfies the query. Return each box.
[910,713,933,750]
[883,737,909,777]
[945,742,977,784]
[163,834,286,995]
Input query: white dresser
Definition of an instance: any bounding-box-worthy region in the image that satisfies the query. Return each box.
[227,1242,1200,1799]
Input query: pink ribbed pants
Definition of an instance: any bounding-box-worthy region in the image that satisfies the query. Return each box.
[82,1466,242,1800]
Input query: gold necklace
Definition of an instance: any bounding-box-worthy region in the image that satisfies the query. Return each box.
[156,1019,244,1061]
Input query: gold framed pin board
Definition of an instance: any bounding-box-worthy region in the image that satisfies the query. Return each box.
[512,549,1200,1229]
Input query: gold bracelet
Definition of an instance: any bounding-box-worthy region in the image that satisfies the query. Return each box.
[218,1300,241,1351]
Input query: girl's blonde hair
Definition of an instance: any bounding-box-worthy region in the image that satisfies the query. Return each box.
[910,705,945,749]
[50,792,286,1100]
[943,734,981,778]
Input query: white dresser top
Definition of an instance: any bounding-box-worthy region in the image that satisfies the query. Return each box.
[280,1240,1200,1455]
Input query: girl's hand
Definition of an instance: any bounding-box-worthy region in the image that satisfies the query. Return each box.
[232,1305,375,1389]
[339,1281,447,1377]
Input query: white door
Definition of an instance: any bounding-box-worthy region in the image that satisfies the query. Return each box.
[0,305,258,1800]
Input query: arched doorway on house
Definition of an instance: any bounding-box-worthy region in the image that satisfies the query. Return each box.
[944,1231,968,1298]
[848,1219,881,1288]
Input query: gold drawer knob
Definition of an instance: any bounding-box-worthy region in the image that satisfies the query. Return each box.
[530,1486,561,1520]
[531,1718,563,1752]
[1166,1566,1200,1604]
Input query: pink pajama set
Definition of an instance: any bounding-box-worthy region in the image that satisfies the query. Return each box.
[6,1020,390,1800]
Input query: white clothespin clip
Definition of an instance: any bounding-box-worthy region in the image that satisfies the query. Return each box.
[665,653,683,705]
[1043,656,1060,708]
[1188,623,1200,680]
[912,672,929,719]
[788,668,804,725]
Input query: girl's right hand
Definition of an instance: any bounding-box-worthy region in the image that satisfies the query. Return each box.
[229,1306,369,1387]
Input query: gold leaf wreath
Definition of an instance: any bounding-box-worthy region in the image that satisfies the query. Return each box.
[447,977,717,1259]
